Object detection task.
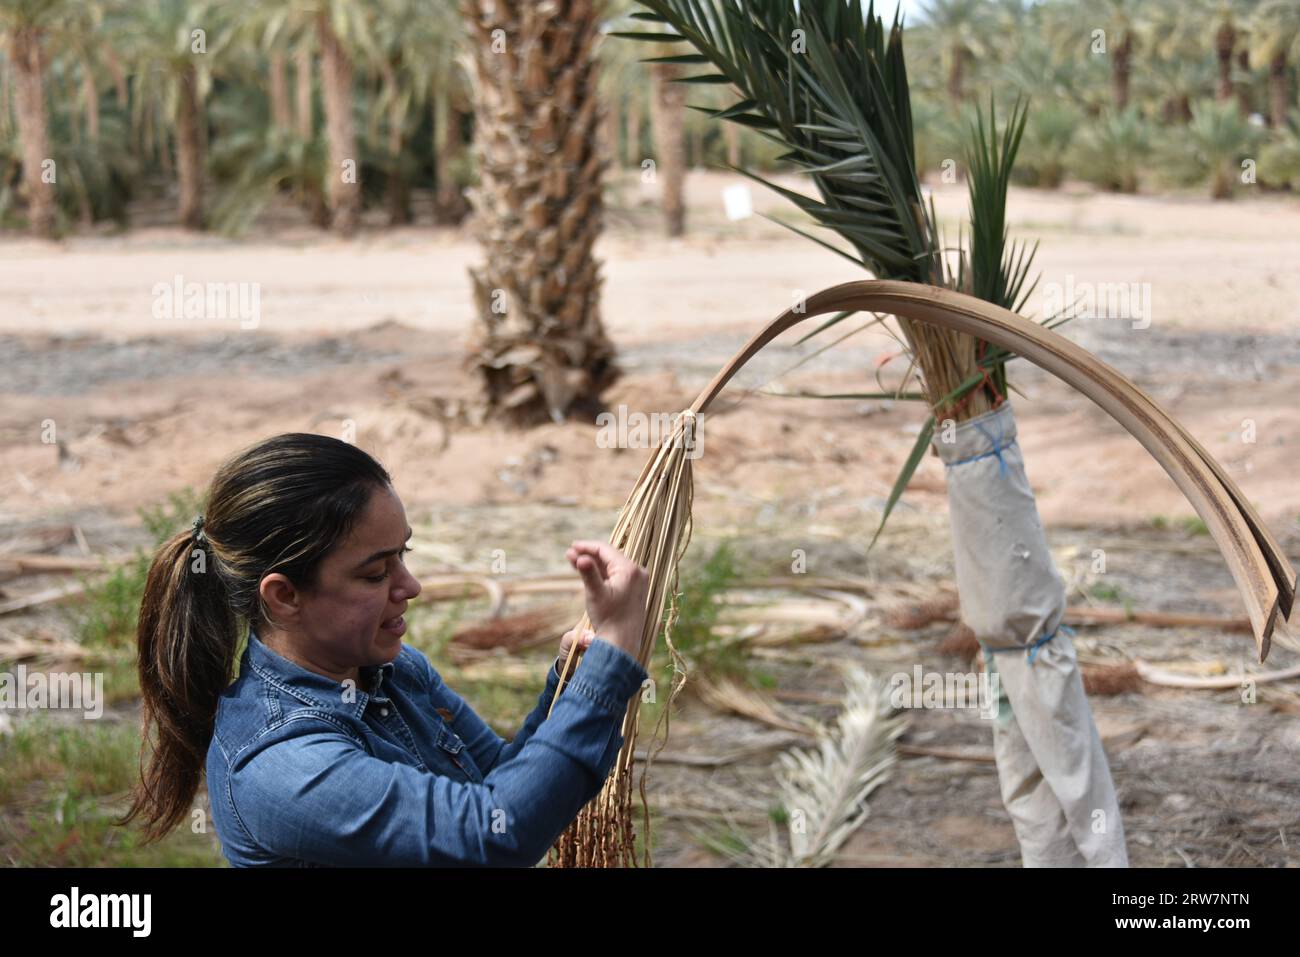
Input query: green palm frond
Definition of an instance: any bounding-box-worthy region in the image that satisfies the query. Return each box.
[631,0,942,287]
[628,0,1053,549]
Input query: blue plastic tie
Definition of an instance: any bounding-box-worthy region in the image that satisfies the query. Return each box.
[982,624,1073,663]
[944,416,1014,477]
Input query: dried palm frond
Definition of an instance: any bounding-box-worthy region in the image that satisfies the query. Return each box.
[448,604,577,663]
[546,410,698,868]
[729,666,905,868]
[1134,660,1300,690]
[693,674,818,735]
[688,280,1295,659]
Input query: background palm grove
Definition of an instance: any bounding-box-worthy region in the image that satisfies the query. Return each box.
[1,0,1298,867]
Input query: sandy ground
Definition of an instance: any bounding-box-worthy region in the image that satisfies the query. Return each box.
[1,171,1298,866]
[2,173,1299,539]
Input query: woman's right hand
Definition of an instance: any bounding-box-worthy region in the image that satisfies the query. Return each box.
[565,540,649,662]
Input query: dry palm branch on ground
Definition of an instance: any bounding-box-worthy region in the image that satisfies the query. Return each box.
[544,1,1294,867]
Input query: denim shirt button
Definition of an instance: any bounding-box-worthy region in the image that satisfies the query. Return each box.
[379,706,390,717]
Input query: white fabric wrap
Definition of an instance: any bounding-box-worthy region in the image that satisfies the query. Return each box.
[933,402,1127,867]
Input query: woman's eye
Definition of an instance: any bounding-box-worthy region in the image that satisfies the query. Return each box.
[366,547,412,582]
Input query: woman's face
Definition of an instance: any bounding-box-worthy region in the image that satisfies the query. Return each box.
[259,482,421,682]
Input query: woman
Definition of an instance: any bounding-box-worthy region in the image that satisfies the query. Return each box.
[121,432,651,866]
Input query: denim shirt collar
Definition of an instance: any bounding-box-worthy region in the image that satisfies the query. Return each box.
[243,627,397,720]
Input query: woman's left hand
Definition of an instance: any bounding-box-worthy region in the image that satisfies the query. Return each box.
[556,627,595,672]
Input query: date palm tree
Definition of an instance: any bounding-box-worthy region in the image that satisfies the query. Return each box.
[116,0,226,230]
[1162,96,1264,198]
[0,0,69,236]
[243,0,378,236]
[918,0,992,106]
[460,0,618,425]
[1251,0,1300,128]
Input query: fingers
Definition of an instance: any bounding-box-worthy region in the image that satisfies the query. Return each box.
[558,628,595,659]
[567,540,621,578]
[569,552,606,598]
[569,540,649,583]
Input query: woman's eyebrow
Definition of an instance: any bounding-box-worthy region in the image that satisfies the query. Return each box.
[353,528,413,569]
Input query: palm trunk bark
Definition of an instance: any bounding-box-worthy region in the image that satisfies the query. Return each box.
[1268,50,1288,129]
[12,27,56,239]
[269,52,291,132]
[724,118,740,167]
[104,49,128,107]
[1112,33,1132,111]
[649,61,686,237]
[317,13,360,236]
[624,91,641,166]
[461,0,617,425]
[1215,23,1236,102]
[82,56,99,143]
[600,93,618,164]
[294,46,329,228]
[0,59,9,142]
[175,62,204,230]
[433,92,470,225]
[947,46,965,104]
[385,101,410,226]
[1237,47,1251,115]
[295,45,313,139]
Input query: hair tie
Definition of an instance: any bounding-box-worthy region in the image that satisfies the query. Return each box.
[191,514,207,545]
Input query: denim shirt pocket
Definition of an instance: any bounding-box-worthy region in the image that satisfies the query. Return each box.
[433,721,481,783]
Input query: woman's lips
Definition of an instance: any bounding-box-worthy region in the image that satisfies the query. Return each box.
[380,615,406,635]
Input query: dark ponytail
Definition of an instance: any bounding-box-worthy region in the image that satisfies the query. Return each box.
[120,433,391,841]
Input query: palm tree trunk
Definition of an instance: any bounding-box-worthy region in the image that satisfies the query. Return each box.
[386,103,411,226]
[81,55,99,143]
[461,0,617,425]
[1236,47,1252,115]
[624,91,641,166]
[175,63,204,230]
[295,45,313,139]
[11,27,56,239]
[293,46,329,228]
[650,61,686,237]
[105,48,128,107]
[1215,23,1236,102]
[724,119,740,167]
[0,58,10,141]
[599,95,617,165]
[1267,51,1288,128]
[433,91,470,225]
[317,13,360,236]
[1112,32,1132,110]
[947,46,965,104]
[1212,165,1232,200]
[269,53,291,132]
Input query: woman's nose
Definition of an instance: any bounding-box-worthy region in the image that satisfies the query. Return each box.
[396,563,421,599]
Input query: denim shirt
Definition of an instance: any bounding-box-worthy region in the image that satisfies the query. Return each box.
[205,628,648,867]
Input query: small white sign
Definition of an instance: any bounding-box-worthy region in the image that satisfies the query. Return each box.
[723,183,753,221]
